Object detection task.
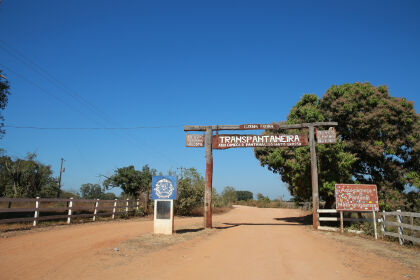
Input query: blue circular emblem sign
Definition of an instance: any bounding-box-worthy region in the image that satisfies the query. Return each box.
[155,178,174,199]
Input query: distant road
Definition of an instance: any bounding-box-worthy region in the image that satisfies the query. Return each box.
[0,206,418,280]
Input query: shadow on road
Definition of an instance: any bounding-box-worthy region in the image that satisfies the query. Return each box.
[274,214,312,225]
[175,228,205,234]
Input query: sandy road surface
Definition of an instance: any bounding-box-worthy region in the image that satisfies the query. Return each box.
[0,206,418,280]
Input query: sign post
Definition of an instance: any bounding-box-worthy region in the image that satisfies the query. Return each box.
[184,122,338,230]
[335,184,379,238]
[152,176,177,235]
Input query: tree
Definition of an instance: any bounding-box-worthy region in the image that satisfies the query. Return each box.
[0,153,59,198]
[103,166,142,197]
[80,183,116,199]
[103,164,156,212]
[221,186,237,205]
[175,168,204,215]
[236,190,253,201]
[80,183,103,199]
[0,70,10,139]
[255,83,419,210]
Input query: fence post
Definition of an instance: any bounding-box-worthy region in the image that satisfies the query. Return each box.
[396,209,404,245]
[112,199,117,219]
[126,198,129,214]
[136,199,140,211]
[67,197,73,224]
[93,199,99,221]
[33,197,40,227]
[381,210,386,238]
[340,210,344,234]
[372,211,377,240]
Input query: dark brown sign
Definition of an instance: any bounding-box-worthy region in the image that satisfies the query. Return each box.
[186,134,205,147]
[212,134,308,149]
[239,124,276,130]
[316,127,336,144]
[335,184,379,212]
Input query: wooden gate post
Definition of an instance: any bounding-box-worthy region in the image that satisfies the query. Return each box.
[204,126,213,228]
[309,125,319,230]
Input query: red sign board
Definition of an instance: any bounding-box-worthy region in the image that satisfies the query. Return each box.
[212,134,308,149]
[186,134,205,147]
[335,184,379,212]
[239,124,276,130]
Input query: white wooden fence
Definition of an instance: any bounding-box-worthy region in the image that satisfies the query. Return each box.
[317,209,420,245]
[0,197,141,227]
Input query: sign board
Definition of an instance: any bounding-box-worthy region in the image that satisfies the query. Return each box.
[317,127,336,144]
[239,124,276,130]
[186,134,205,147]
[335,184,379,211]
[212,134,308,149]
[152,176,177,200]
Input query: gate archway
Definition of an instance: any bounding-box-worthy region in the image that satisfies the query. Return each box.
[184,122,338,230]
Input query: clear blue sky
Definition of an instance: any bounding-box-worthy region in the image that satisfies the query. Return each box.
[1,0,419,199]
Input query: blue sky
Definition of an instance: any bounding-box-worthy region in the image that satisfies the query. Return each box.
[0,0,419,199]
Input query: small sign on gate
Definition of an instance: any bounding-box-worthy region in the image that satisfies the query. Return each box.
[316,127,336,144]
[186,134,205,147]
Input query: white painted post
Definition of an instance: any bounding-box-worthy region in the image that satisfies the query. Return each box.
[112,199,117,219]
[396,209,404,245]
[372,211,377,240]
[67,197,73,224]
[125,198,129,214]
[136,199,140,211]
[93,199,99,221]
[33,197,40,226]
[381,210,386,238]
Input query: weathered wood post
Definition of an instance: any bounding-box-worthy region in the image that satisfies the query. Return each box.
[33,197,40,227]
[308,125,319,230]
[205,126,213,228]
[67,197,73,224]
[112,198,117,219]
[340,210,344,233]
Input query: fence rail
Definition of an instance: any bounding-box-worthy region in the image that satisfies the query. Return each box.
[317,209,420,245]
[380,210,420,245]
[0,197,141,227]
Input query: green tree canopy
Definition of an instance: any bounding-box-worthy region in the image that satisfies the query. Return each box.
[236,190,253,201]
[80,183,116,199]
[221,186,237,204]
[103,164,156,198]
[175,168,204,215]
[255,82,419,210]
[0,153,59,198]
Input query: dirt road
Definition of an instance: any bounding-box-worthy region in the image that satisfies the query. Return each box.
[0,206,418,280]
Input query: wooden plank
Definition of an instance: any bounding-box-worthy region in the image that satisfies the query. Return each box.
[0,217,36,224]
[319,217,338,221]
[383,232,420,244]
[212,134,308,149]
[317,226,339,232]
[317,209,337,213]
[205,126,213,228]
[381,212,420,218]
[383,221,420,231]
[0,198,36,202]
[184,122,338,131]
[309,125,319,230]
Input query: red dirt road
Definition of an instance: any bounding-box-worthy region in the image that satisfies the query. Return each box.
[0,206,418,280]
